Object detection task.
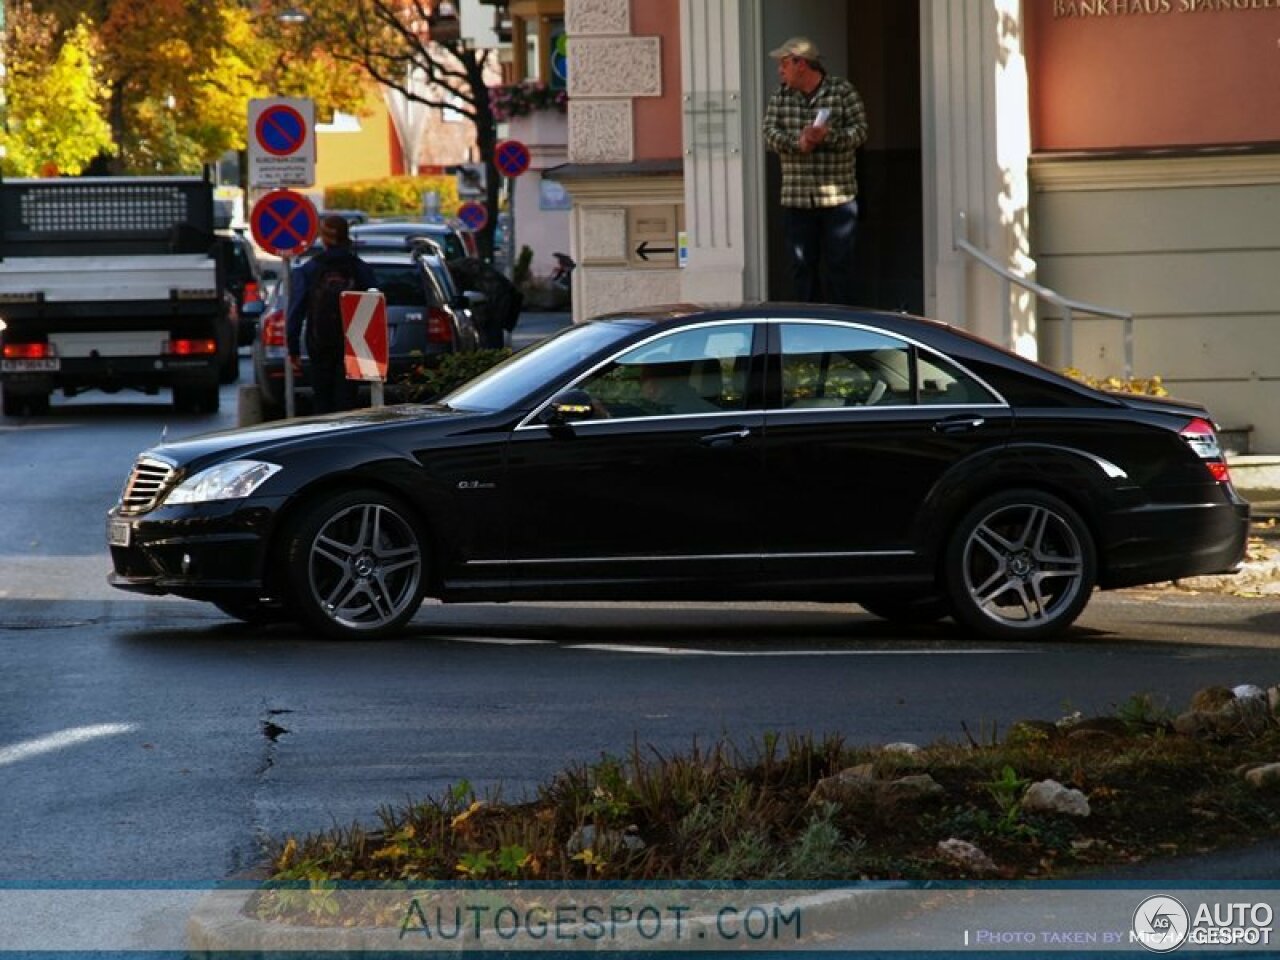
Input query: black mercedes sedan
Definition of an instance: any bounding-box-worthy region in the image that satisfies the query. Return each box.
[107,304,1250,641]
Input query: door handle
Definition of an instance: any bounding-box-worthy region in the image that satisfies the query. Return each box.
[933,416,986,435]
[699,426,751,448]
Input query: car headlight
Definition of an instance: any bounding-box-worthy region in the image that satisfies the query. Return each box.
[165,460,282,505]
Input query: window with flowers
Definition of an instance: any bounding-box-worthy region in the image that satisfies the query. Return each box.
[488,81,569,123]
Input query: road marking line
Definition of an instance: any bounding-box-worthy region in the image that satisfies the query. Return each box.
[0,723,138,768]
[566,644,1029,657]
[449,636,557,646]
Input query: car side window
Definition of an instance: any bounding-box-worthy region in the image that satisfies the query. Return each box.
[778,323,1000,408]
[578,324,754,419]
[916,350,999,405]
[778,323,912,408]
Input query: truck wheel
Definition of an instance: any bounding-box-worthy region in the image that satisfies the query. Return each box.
[219,348,240,385]
[174,383,221,414]
[2,387,50,416]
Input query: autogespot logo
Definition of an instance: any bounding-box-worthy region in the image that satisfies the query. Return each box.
[1132,895,1190,952]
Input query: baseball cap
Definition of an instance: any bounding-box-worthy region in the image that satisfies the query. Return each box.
[769,36,821,61]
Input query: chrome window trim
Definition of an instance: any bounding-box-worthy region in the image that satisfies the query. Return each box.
[772,317,1011,410]
[514,316,1011,432]
[515,318,761,432]
[466,549,915,566]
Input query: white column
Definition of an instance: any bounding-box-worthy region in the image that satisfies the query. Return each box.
[678,0,758,302]
[920,0,1034,356]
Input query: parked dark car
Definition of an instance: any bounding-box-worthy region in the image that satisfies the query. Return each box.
[250,245,479,419]
[351,220,477,262]
[218,231,266,346]
[108,304,1249,641]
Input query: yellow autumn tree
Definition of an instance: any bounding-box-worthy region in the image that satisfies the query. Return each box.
[1,8,114,176]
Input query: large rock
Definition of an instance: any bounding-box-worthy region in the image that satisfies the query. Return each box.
[937,838,997,874]
[1244,763,1280,789]
[1175,694,1272,739]
[808,770,944,807]
[1021,779,1091,817]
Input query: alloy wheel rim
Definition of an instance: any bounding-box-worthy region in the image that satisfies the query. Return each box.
[308,504,422,630]
[962,503,1084,629]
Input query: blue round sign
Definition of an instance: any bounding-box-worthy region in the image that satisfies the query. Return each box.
[255,104,307,157]
[250,189,318,256]
[495,140,531,178]
[457,201,489,232]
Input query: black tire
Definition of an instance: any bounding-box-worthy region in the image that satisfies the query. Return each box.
[213,598,292,625]
[258,384,285,422]
[219,348,240,385]
[860,596,950,624]
[284,489,426,640]
[174,383,221,414]
[2,387,50,416]
[944,489,1096,641]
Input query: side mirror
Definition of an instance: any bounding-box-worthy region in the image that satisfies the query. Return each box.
[543,388,597,426]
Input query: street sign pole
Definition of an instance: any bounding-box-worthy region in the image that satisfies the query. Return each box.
[282,255,295,419]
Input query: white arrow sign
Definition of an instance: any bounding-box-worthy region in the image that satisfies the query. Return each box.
[341,291,388,382]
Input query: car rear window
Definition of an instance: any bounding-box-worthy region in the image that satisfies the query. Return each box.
[372,263,438,308]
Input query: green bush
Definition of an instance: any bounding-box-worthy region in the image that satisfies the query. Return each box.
[324,175,462,218]
[398,349,511,403]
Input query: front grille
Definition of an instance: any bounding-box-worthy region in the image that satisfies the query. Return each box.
[119,457,176,515]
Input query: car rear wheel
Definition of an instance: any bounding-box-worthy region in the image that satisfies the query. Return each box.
[285,489,426,640]
[944,489,1095,641]
[859,596,950,624]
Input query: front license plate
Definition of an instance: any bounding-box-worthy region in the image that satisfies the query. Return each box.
[107,519,131,548]
[1,358,60,373]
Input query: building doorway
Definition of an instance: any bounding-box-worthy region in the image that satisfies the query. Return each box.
[762,0,923,313]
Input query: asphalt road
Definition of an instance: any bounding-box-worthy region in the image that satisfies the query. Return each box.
[2,346,1278,884]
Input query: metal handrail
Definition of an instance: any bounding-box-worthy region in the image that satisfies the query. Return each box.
[953,211,1133,378]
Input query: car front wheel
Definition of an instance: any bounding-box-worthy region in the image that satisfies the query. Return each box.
[285,489,426,640]
[944,489,1095,641]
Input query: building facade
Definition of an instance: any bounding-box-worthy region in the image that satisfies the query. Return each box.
[554,0,1280,451]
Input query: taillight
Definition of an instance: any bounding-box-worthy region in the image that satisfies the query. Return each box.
[427,307,454,344]
[242,281,261,306]
[261,309,286,348]
[2,342,54,359]
[1181,417,1231,484]
[165,338,218,356]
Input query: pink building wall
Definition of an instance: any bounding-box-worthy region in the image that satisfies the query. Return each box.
[1024,0,1280,151]
[632,0,684,160]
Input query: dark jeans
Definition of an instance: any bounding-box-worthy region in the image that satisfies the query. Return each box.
[308,351,359,414]
[784,200,858,305]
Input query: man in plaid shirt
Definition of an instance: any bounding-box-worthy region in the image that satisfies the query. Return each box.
[763,37,868,305]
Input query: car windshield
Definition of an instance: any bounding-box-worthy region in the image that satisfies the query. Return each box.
[443,320,645,412]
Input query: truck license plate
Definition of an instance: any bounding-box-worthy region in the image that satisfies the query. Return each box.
[1,358,60,373]
[107,519,131,548]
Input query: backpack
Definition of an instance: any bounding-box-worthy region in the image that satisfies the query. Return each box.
[305,252,361,358]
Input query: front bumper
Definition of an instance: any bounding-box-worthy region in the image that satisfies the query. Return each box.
[106,496,285,600]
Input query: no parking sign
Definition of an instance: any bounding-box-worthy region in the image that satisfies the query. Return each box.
[248,98,315,188]
[250,190,318,257]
